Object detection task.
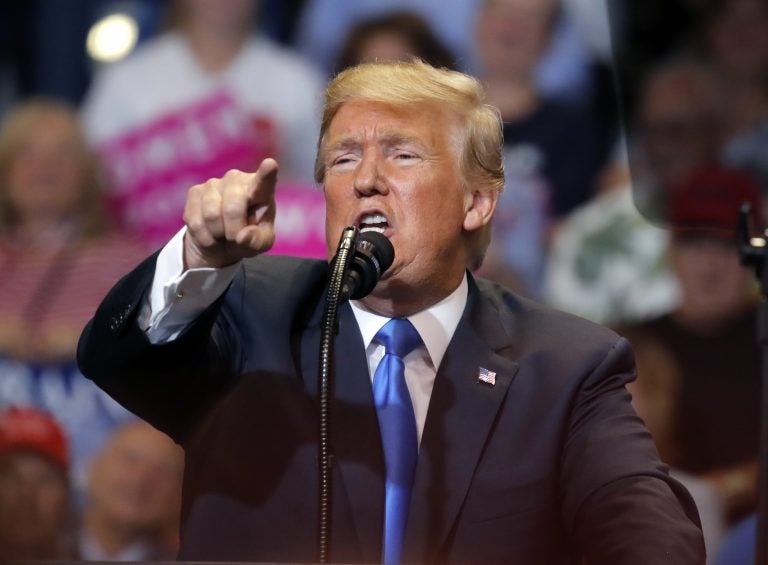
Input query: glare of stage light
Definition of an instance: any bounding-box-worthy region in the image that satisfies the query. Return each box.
[86,13,139,63]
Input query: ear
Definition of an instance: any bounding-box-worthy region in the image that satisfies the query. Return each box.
[463,187,498,232]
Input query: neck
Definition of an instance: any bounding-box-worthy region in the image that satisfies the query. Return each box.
[484,78,540,121]
[360,271,465,318]
[673,299,754,334]
[182,23,249,73]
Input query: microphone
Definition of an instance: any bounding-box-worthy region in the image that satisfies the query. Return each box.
[341,230,395,300]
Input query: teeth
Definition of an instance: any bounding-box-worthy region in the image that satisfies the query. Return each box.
[360,213,387,225]
[359,213,388,234]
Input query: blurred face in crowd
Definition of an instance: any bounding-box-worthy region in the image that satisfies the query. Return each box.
[5,111,86,229]
[87,422,183,535]
[475,0,557,79]
[639,69,722,188]
[0,452,69,557]
[322,99,495,315]
[670,236,755,326]
[706,0,768,81]
[177,0,256,33]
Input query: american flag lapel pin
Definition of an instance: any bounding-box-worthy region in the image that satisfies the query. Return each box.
[477,367,497,386]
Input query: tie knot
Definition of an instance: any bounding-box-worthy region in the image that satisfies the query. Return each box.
[375,318,422,359]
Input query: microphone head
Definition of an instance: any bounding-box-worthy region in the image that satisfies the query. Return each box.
[357,230,394,276]
[343,231,395,300]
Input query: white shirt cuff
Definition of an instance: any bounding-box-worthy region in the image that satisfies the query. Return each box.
[141,227,240,343]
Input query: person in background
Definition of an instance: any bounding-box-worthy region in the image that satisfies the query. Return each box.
[619,166,763,527]
[473,0,606,297]
[335,11,457,72]
[294,0,598,106]
[78,420,184,561]
[697,0,768,143]
[0,406,75,561]
[544,147,679,327]
[0,99,148,362]
[81,0,324,248]
[630,57,727,220]
[702,0,768,206]
[0,98,145,503]
[293,0,477,75]
[542,56,726,327]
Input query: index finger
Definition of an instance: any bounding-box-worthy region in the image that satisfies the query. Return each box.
[247,158,279,205]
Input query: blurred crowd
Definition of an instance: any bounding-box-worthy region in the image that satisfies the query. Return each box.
[0,0,765,562]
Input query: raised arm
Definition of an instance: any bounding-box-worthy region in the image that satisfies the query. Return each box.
[78,160,281,442]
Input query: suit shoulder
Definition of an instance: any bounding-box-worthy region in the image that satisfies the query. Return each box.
[474,276,626,357]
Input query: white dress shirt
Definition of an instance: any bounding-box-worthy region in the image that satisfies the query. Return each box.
[141,227,468,444]
[349,280,466,444]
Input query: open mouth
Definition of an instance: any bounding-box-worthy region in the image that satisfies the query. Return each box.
[358,213,389,234]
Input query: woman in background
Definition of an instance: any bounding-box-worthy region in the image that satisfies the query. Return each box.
[0,98,144,502]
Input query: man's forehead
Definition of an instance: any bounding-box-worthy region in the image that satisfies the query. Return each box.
[325,99,459,144]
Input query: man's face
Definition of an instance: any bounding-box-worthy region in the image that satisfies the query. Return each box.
[321,99,491,315]
[707,0,768,80]
[671,236,754,323]
[7,113,86,227]
[88,422,183,534]
[0,452,69,550]
[639,74,720,189]
[475,0,557,79]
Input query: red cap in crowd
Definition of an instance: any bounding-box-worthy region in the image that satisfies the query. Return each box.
[0,406,69,470]
[667,166,764,239]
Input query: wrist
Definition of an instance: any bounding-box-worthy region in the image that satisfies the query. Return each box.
[183,234,239,270]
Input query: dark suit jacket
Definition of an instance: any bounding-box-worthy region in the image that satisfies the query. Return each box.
[77,253,705,564]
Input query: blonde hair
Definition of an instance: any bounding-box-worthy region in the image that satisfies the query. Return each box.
[0,98,107,238]
[315,59,505,269]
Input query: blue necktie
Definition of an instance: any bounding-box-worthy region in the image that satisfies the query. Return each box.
[372,318,422,565]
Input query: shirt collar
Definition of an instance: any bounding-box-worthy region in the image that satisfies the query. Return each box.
[350,272,468,369]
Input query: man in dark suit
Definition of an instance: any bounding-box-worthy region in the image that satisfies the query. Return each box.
[78,60,705,564]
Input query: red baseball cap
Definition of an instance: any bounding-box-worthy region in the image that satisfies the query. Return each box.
[0,406,69,470]
[667,166,764,239]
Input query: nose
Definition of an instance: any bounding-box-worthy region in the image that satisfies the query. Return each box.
[353,151,387,198]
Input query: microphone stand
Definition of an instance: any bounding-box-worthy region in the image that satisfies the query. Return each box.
[738,204,768,565]
[317,226,358,564]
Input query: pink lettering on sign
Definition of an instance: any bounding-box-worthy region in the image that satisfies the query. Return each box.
[270,184,327,259]
[98,89,276,247]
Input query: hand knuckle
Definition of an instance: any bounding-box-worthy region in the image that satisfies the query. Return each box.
[186,218,205,234]
[201,207,220,223]
[223,168,243,180]
[222,201,243,218]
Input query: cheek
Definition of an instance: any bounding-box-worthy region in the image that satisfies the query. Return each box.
[39,484,68,517]
[6,162,31,196]
[323,201,345,255]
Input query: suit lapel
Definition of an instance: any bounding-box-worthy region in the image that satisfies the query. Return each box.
[300,299,385,563]
[403,278,519,563]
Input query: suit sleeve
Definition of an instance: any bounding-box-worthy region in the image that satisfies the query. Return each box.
[77,252,241,443]
[560,337,706,564]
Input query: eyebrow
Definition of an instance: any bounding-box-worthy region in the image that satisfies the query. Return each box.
[324,131,427,154]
